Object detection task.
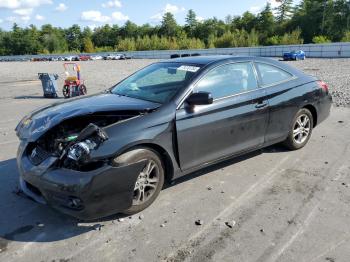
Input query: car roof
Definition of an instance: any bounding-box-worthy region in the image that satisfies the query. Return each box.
[167,55,237,65]
[165,55,280,65]
[165,55,304,77]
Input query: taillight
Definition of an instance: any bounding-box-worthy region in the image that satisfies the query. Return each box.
[317,80,329,93]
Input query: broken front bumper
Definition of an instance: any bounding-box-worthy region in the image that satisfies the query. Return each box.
[17,141,145,220]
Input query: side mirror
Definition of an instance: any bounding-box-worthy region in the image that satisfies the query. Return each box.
[186,92,213,106]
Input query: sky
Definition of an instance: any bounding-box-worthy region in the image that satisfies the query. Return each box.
[0,0,287,30]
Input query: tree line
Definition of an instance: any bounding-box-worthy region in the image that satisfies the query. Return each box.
[1,0,350,55]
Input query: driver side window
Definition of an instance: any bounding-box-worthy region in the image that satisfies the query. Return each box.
[194,62,258,100]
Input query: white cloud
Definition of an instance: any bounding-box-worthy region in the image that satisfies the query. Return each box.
[55,3,67,12]
[88,24,97,30]
[22,0,52,8]
[35,14,44,20]
[20,15,31,22]
[197,16,204,22]
[151,3,186,21]
[150,13,163,21]
[249,6,261,14]
[164,3,185,13]
[0,0,52,9]
[0,0,20,9]
[81,10,111,23]
[112,11,129,21]
[13,8,33,16]
[0,18,3,23]
[5,16,17,22]
[102,0,122,8]
[249,0,279,14]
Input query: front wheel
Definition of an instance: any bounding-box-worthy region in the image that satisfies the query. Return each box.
[283,108,313,150]
[113,148,165,215]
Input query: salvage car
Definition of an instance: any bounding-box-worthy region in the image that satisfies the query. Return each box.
[16,56,332,220]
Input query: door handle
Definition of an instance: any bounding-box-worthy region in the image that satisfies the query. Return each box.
[255,101,268,109]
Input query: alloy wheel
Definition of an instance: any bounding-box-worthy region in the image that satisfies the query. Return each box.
[293,114,311,144]
[133,160,160,205]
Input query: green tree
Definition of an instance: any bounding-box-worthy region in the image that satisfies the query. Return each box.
[312,35,331,43]
[43,34,61,53]
[65,24,83,51]
[238,12,258,32]
[257,3,276,44]
[92,25,115,47]
[185,9,198,37]
[83,37,95,53]
[160,12,178,37]
[341,31,350,41]
[120,21,138,38]
[117,38,136,51]
[275,0,294,22]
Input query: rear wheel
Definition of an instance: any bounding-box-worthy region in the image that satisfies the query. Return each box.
[62,85,70,98]
[113,148,165,215]
[283,108,313,150]
[79,84,87,95]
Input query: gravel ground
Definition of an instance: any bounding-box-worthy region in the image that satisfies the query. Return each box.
[0,58,349,107]
[285,58,350,107]
[0,58,349,262]
[0,59,157,99]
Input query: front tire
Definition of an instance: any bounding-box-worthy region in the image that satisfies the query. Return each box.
[283,108,313,150]
[113,148,165,215]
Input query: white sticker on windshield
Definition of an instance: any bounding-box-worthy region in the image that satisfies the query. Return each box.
[177,65,200,72]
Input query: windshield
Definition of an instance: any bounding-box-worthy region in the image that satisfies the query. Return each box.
[111,62,201,103]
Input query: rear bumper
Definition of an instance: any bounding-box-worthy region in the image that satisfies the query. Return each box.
[17,141,145,220]
[316,93,332,126]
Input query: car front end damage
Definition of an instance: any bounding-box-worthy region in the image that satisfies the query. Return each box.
[15,106,152,220]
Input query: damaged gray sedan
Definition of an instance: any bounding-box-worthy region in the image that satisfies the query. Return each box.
[16,56,331,219]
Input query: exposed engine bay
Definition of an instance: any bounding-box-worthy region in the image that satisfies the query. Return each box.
[28,111,141,170]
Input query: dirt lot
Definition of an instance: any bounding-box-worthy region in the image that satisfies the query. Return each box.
[0,59,349,262]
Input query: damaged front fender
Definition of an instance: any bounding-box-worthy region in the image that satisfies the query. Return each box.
[20,154,147,220]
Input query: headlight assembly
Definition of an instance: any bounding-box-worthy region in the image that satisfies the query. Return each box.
[62,124,108,168]
[67,139,97,162]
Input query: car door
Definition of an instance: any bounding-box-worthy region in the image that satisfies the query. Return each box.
[254,62,298,144]
[175,62,269,171]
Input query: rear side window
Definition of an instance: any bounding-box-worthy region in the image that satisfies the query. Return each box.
[194,62,258,99]
[256,63,293,86]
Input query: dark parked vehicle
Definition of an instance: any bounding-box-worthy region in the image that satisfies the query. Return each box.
[170,54,180,59]
[16,56,332,219]
[283,50,306,61]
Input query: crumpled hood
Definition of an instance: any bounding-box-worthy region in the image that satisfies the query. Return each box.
[16,93,160,141]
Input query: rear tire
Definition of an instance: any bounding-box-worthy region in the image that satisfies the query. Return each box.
[283,108,313,150]
[79,84,87,95]
[62,85,70,98]
[113,148,165,215]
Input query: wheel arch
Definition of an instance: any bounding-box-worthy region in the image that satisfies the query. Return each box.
[303,104,317,127]
[119,143,175,183]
